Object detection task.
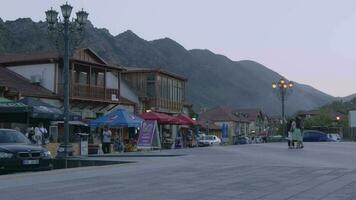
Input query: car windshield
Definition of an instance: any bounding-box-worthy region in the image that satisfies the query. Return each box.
[204,135,214,140]
[0,130,30,144]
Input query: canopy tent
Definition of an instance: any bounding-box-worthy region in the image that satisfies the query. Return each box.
[18,97,82,121]
[0,97,28,113]
[174,114,198,126]
[89,108,143,128]
[0,97,29,122]
[140,111,177,124]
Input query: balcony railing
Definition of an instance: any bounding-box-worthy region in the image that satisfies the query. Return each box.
[57,83,119,102]
[146,98,183,113]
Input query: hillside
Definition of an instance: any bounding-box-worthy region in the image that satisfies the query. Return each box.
[0,18,335,115]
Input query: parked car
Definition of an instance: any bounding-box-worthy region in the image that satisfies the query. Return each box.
[235,136,250,145]
[303,130,331,142]
[327,133,341,142]
[267,135,284,143]
[198,135,221,146]
[0,129,53,172]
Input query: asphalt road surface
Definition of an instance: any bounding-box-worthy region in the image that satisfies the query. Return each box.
[2,142,356,200]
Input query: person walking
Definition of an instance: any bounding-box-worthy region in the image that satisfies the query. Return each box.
[102,126,112,154]
[291,121,302,149]
[296,117,304,149]
[296,117,304,148]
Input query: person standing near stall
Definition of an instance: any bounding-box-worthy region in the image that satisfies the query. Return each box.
[102,126,112,154]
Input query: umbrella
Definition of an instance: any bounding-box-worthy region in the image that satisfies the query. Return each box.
[140,111,177,124]
[0,97,28,113]
[174,114,198,126]
[89,108,143,128]
[0,97,29,123]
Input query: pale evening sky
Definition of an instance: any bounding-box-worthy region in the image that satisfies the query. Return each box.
[1,0,356,97]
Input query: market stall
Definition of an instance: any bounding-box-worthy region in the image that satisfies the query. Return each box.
[89,108,143,152]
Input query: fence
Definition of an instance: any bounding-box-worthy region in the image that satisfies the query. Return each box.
[341,127,356,141]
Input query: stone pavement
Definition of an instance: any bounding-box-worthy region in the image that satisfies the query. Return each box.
[1,142,356,200]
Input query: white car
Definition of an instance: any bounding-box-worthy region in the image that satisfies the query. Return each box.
[327,133,341,142]
[198,135,221,146]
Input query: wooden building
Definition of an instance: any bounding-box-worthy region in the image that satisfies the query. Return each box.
[0,48,138,119]
[122,68,187,114]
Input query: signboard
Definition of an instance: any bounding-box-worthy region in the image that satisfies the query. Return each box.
[80,140,88,156]
[221,124,229,144]
[137,120,161,150]
[349,111,356,127]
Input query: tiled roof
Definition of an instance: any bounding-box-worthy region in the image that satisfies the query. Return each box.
[235,108,263,122]
[0,51,60,66]
[0,48,124,70]
[0,67,57,98]
[200,106,249,123]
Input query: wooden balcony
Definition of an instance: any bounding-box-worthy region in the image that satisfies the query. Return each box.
[146,98,183,113]
[57,83,119,102]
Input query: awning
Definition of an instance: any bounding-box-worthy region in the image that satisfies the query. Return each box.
[18,97,81,121]
[89,108,143,128]
[51,121,88,126]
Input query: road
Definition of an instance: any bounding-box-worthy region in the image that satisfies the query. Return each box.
[1,142,356,200]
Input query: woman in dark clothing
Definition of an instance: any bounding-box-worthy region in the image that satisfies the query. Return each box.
[295,117,304,148]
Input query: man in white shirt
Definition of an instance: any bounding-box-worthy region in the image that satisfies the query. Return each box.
[34,123,48,146]
[102,126,112,153]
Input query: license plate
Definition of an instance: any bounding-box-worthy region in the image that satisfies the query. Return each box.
[23,160,39,165]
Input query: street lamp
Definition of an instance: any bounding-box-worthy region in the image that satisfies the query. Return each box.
[272,78,294,137]
[45,3,88,161]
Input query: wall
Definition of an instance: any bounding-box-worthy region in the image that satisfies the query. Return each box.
[120,79,139,104]
[106,71,119,89]
[214,121,236,144]
[8,63,56,92]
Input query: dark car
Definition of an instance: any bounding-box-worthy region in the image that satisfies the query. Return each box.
[303,130,331,142]
[0,129,52,172]
[235,137,248,145]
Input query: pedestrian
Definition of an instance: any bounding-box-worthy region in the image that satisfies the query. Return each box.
[102,126,112,154]
[296,117,304,149]
[26,127,35,144]
[291,121,302,149]
[35,123,49,145]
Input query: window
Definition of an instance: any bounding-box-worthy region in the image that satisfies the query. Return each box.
[97,72,105,87]
[146,75,156,97]
[79,72,88,85]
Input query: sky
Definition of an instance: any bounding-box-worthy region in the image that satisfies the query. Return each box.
[1,0,356,97]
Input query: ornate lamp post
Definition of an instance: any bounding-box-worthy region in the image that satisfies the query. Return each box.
[45,3,88,161]
[272,78,294,136]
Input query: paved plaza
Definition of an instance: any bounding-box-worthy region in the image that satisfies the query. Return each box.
[2,142,356,200]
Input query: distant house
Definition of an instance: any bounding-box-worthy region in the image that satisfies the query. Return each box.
[199,106,250,144]
[0,48,138,118]
[234,108,270,136]
[297,110,320,119]
[122,67,187,114]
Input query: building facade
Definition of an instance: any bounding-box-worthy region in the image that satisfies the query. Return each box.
[199,106,250,144]
[122,68,187,114]
[235,109,270,137]
[0,48,138,119]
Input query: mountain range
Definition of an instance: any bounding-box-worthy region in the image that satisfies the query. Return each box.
[0,18,338,115]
